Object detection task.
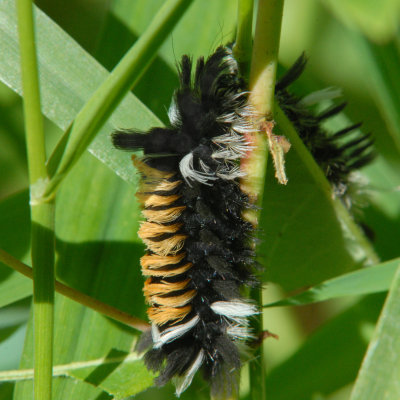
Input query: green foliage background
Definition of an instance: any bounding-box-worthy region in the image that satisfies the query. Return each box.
[0,0,400,399]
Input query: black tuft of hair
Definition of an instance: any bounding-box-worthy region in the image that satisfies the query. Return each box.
[111,130,147,151]
[275,52,307,91]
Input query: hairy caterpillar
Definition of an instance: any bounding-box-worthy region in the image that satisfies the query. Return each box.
[275,54,374,210]
[113,46,258,398]
[112,47,374,397]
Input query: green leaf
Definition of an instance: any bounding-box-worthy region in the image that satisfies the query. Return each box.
[0,383,13,400]
[0,305,29,343]
[264,258,400,307]
[0,191,32,308]
[45,0,194,197]
[265,294,385,400]
[0,302,29,375]
[2,351,154,399]
[260,107,378,290]
[111,0,237,64]
[0,273,31,310]
[354,36,400,157]
[322,0,400,43]
[66,352,155,399]
[350,266,400,400]
[0,0,160,187]
[97,0,238,123]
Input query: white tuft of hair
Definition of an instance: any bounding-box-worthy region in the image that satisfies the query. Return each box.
[179,152,217,186]
[211,301,258,321]
[174,350,205,396]
[168,98,180,124]
[299,87,342,107]
[154,315,200,349]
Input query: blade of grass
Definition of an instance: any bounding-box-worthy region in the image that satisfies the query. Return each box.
[0,272,31,309]
[323,0,400,43]
[265,294,385,400]
[44,0,193,198]
[359,37,400,154]
[350,266,400,400]
[0,248,149,331]
[245,1,284,399]
[0,0,162,187]
[264,258,400,308]
[274,105,379,265]
[0,190,32,308]
[16,1,55,399]
[1,352,154,399]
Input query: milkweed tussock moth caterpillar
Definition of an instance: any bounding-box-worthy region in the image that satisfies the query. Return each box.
[113,47,259,398]
[275,54,374,210]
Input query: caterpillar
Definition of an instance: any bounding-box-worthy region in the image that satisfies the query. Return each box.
[112,47,374,397]
[275,54,374,210]
[112,46,258,398]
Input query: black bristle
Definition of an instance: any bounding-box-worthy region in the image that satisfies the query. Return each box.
[316,102,347,121]
[331,122,363,139]
[111,130,146,151]
[275,53,307,91]
[337,133,372,153]
[347,139,374,159]
[179,55,192,88]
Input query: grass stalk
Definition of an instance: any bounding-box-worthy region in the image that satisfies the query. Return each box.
[16,1,55,399]
[44,0,193,198]
[245,1,285,399]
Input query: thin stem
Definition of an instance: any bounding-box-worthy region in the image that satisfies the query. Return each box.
[244,1,285,399]
[16,0,46,182]
[44,0,193,198]
[0,248,149,332]
[249,0,283,117]
[16,1,55,400]
[233,0,254,79]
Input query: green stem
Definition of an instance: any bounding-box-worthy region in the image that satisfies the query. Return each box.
[16,0,46,182]
[245,1,285,399]
[44,0,193,198]
[30,204,55,400]
[233,0,254,79]
[16,1,55,399]
[249,0,283,117]
[0,248,149,332]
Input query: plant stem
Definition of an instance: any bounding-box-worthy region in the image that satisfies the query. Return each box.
[245,1,285,399]
[249,0,283,117]
[16,1,55,399]
[233,0,254,79]
[45,0,193,198]
[0,248,150,332]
